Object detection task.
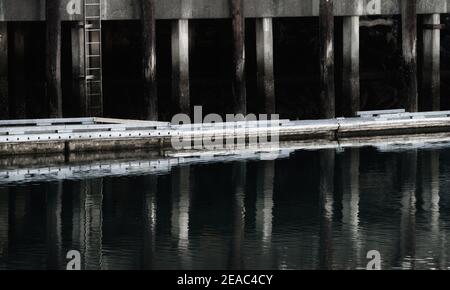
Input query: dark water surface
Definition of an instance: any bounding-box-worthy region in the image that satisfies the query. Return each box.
[1,146,450,270]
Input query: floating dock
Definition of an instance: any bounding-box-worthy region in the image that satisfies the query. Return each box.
[1,109,450,156]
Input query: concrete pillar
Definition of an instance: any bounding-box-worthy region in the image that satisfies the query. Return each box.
[171,19,190,115]
[422,14,440,111]
[0,188,8,259]
[45,0,63,118]
[319,0,335,119]
[0,22,8,119]
[141,0,158,120]
[256,18,275,114]
[319,150,334,269]
[342,16,360,116]
[12,23,26,119]
[71,21,87,116]
[401,0,418,112]
[231,0,247,114]
[46,182,63,269]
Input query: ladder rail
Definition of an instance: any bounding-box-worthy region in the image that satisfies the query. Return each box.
[84,0,104,117]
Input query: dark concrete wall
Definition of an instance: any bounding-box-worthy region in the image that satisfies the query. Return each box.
[0,0,448,21]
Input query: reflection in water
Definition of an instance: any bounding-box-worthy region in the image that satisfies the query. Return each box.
[142,175,157,270]
[256,161,275,248]
[2,146,450,269]
[319,150,334,270]
[46,182,63,269]
[0,187,8,268]
[340,148,361,269]
[171,166,192,268]
[399,151,417,269]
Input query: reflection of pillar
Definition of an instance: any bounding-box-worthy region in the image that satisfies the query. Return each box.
[171,166,192,266]
[71,180,86,268]
[71,21,86,116]
[142,175,158,270]
[0,188,9,260]
[341,148,361,268]
[12,23,26,118]
[420,151,441,266]
[319,150,335,269]
[46,182,63,270]
[256,161,275,246]
[399,151,417,269]
[84,179,103,270]
[230,162,247,269]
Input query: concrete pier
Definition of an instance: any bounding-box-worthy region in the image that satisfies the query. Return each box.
[45,0,63,118]
[231,0,247,115]
[12,24,26,119]
[319,0,335,119]
[422,14,441,111]
[0,0,448,123]
[71,21,86,116]
[401,0,418,113]
[141,0,158,120]
[0,22,8,119]
[171,19,190,115]
[342,15,360,117]
[256,18,275,114]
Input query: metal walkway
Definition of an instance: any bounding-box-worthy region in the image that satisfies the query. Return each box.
[1,110,450,155]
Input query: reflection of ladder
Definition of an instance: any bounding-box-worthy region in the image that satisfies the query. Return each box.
[84,0,103,117]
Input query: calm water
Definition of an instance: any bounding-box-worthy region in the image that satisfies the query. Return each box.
[1,146,450,270]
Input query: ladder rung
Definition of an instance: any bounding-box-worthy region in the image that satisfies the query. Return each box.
[85,3,100,6]
[86,16,101,19]
[87,55,101,58]
[87,68,101,70]
[86,42,101,44]
[87,29,101,32]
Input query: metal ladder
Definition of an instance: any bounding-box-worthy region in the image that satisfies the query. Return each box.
[84,0,103,117]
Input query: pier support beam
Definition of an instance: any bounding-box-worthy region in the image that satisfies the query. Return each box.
[422,14,440,111]
[71,21,87,116]
[12,24,26,118]
[256,18,275,114]
[46,0,63,118]
[231,0,247,114]
[342,16,360,116]
[319,0,335,119]
[0,23,8,119]
[141,0,158,120]
[401,0,418,112]
[171,19,190,115]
